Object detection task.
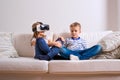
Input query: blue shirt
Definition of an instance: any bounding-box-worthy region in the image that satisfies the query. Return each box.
[63,37,87,51]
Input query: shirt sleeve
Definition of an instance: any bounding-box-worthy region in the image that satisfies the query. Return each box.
[63,38,68,47]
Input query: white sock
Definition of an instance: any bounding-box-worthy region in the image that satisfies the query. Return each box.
[70,54,79,60]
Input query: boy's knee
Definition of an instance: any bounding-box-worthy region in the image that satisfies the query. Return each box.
[96,45,102,49]
[94,45,102,52]
[60,47,67,53]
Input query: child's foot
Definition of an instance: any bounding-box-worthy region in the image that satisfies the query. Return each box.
[70,55,79,60]
[38,55,50,61]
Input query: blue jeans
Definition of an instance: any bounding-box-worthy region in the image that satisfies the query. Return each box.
[59,45,102,60]
[34,38,60,59]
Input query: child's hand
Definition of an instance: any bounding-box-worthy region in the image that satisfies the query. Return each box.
[31,38,36,46]
[48,41,62,48]
[54,42,62,48]
[48,39,52,44]
[59,36,65,42]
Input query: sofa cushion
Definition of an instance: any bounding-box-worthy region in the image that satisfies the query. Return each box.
[98,31,120,52]
[91,46,120,59]
[0,57,48,73]
[49,60,120,74]
[0,32,19,58]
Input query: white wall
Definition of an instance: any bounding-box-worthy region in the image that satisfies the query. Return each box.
[118,0,120,30]
[106,0,118,31]
[0,0,116,33]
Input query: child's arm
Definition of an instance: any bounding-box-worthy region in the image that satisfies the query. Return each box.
[31,32,46,46]
[47,36,66,48]
[81,39,87,49]
[48,39,62,48]
[59,36,65,42]
[47,40,54,46]
[31,38,36,46]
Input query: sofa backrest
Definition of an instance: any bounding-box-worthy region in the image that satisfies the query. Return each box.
[13,32,53,57]
[13,33,34,57]
[53,31,113,48]
[12,31,112,57]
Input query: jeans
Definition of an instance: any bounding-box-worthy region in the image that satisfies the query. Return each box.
[34,38,60,59]
[59,45,102,60]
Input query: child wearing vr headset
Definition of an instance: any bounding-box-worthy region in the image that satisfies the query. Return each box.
[31,22,65,60]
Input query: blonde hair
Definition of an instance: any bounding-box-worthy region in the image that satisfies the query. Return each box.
[32,22,43,38]
[70,22,81,29]
[31,22,43,46]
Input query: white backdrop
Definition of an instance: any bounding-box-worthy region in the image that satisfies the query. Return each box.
[0,0,119,33]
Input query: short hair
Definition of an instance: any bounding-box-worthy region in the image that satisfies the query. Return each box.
[70,22,81,28]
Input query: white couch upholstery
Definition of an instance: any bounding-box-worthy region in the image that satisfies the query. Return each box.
[1,31,120,80]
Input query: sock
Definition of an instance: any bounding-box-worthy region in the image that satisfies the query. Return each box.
[70,54,79,60]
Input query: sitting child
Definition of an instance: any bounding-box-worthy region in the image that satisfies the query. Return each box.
[31,22,65,60]
[58,22,102,60]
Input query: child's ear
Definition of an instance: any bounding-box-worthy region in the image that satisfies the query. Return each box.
[79,29,81,33]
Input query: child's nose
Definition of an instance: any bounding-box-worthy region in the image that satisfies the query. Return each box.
[73,31,76,34]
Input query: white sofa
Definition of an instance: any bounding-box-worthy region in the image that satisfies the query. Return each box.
[0,31,120,80]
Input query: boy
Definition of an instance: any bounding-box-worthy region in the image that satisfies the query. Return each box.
[59,22,102,60]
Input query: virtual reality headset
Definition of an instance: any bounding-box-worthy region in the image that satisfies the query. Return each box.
[32,23,49,32]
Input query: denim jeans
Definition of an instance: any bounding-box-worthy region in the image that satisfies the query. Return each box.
[34,38,60,59]
[59,45,102,60]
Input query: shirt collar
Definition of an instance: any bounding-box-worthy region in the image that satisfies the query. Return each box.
[71,37,80,40]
